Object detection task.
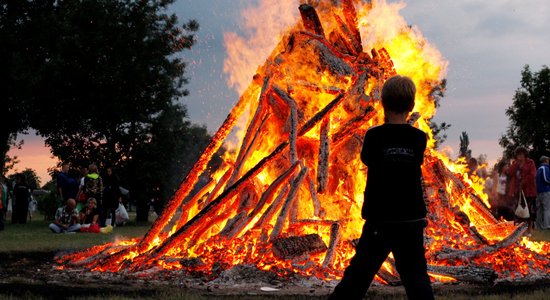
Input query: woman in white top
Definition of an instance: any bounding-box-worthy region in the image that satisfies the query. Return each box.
[492,161,513,220]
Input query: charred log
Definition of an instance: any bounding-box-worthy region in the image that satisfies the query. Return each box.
[299,4,325,38]
[317,118,330,193]
[272,234,327,259]
[427,265,497,284]
[270,166,309,240]
[322,222,341,268]
[433,223,528,261]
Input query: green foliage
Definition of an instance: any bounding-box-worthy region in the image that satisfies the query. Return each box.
[459,131,472,159]
[8,168,41,190]
[428,121,451,149]
[0,0,210,221]
[27,0,199,168]
[427,79,450,149]
[33,179,60,220]
[125,104,219,222]
[1,134,22,175]
[500,65,550,160]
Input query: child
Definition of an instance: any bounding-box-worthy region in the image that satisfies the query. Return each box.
[329,75,434,299]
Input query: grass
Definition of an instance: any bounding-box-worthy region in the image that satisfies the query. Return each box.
[0,212,150,252]
[1,213,549,299]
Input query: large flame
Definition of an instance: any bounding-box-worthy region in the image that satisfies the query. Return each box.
[59,0,550,283]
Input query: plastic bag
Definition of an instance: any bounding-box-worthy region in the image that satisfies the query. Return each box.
[515,190,530,219]
[115,203,129,225]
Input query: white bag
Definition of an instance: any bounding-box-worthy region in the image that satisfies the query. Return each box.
[29,196,38,212]
[115,203,129,225]
[515,190,530,219]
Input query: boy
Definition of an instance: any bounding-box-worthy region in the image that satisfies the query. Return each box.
[329,75,434,299]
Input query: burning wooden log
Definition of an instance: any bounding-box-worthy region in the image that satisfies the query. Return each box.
[306,173,323,217]
[257,186,289,244]
[341,0,363,54]
[322,222,341,268]
[201,166,233,208]
[317,118,330,193]
[299,4,325,38]
[430,157,498,224]
[227,78,271,186]
[272,85,299,163]
[272,234,327,259]
[135,81,261,254]
[427,265,497,284]
[433,223,528,261]
[292,31,355,77]
[331,13,362,56]
[270,166,309,240]
[221,161,300,239]
[376,269,402,286]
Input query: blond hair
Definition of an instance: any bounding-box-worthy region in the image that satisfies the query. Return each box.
[87,197,97,208]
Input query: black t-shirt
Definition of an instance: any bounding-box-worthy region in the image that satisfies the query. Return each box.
[83,207,99,224]
[360,123,427,222]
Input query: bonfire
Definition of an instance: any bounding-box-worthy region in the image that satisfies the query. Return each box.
[58,0,550,286]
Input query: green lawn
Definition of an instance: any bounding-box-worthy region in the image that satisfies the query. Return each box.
[0,213,150,252]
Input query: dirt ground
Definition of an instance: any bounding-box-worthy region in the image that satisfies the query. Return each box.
[1,251,549,299]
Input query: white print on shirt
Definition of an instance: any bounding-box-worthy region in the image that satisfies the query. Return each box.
[384,147,414,157]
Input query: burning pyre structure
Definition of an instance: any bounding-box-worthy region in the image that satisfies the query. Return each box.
[60,0,550,285]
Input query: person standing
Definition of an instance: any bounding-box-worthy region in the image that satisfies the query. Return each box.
[57,162,79,202]
[12,174,30,224]
[329,75,434,300]
[535,156,550,230]
[491,161,514,220]
[507,147,537,234]
[80,164,104,225]
[102,167,121,227]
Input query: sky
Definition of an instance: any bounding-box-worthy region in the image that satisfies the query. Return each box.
[9,0,550,184]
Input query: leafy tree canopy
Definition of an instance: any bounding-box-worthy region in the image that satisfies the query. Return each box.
[500,65,550,160]
[8,168,41,190]
[1,0,216,221]
[459,131,472,159]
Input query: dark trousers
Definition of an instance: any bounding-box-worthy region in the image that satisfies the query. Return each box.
[329,220,434,300]
[0,208,4,230]
[12,200,28,224]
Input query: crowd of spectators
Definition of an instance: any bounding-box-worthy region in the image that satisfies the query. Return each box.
[50,162,129,233]
[483,147,550,234]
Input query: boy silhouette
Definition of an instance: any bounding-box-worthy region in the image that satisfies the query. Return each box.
[329,75,434,299]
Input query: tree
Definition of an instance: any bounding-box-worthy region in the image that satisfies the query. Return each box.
[427,79,450,149]
[0,0,55,173]
[28,0,199,168]
[1,0,202,221]
[8,168,41,190]
[500,65,550,160]
[124,104,217,222]
[459,131,472,159]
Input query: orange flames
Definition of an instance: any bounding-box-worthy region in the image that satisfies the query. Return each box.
[59,0,550,283]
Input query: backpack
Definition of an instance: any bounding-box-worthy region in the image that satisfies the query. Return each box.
[84,175,102,195]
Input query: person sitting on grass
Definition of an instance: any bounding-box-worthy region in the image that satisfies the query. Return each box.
[49,198,81,233]
[80,197,100,233]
